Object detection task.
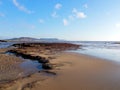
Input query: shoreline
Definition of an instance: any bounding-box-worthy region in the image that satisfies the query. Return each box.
[67,51,120,64]
[1,43,120,90]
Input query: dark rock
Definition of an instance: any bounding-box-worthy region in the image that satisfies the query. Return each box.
[12,42,80,50]
[0,40,7,42]
[42,63,53,69]
[38,58,49,63]
[7,50,49,64]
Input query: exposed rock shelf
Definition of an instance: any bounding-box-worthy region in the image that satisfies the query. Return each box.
[8,43,80,70]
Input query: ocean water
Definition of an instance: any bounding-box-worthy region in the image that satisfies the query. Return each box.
[0,42,14,48]
[71,41,120,62]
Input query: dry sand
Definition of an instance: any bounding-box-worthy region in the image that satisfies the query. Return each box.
[2,52,120,90]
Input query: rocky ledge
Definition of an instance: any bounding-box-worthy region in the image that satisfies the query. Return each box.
[8,43,80,70]
[0,40,7,42]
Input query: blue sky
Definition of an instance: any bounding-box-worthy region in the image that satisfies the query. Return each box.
[0,0,120,41]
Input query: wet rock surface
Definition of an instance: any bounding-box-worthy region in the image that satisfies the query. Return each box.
[8,43,80,70]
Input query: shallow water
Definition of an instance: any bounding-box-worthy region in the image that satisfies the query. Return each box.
[7,52,43,75]
[20,59,42,76]
[71,41,120,62]
[0,42,43,76]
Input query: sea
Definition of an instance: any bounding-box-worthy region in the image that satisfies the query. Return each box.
[0,42,13,48]
[71,41,120,62]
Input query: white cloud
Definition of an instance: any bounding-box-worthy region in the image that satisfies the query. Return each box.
[116,23,120,28]
[55,3,62,9]
[63,8,87,25]
[12,0,33,14]
[76,12,86,19]
[39,19,44,24]
[72,8,87,19]
[51,3,62,18]
[51,11,58,18]
[63,19,69,26]
[83,4,88,8]
[0,13,5,17]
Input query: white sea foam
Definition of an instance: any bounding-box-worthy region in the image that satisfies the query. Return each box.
[72,41,120,62]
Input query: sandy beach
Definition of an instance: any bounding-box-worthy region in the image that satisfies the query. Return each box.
[0,43,120,90]
[1,51,120,90]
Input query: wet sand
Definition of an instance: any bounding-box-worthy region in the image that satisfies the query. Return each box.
[1,52,120,90]
[0,49,23,84]
[31,52,120,90]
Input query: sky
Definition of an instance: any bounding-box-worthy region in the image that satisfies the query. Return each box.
[0,0,120,41]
